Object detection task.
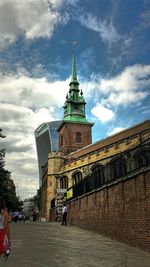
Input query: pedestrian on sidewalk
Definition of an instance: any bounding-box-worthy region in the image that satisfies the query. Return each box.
[61,204,67,226]
[0,201,11,261]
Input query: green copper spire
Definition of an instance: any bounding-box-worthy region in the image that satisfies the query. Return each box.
[71,49,77,82]
[63,45,87,123]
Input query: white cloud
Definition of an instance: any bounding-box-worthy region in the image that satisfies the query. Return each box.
[0,72,70,199]
[0,74,69,109]
[0,0,79,46]
[107,127,126,136]
[0,103,38,199]
[100,64,150,92]
[107,91,148,106]
[0,0,65,47]
[91,103,115,123]
[81,64,150,123]
[78,12,120,44]
[5,151,39,199]
[81,64,150,105]
[100,64,150,106]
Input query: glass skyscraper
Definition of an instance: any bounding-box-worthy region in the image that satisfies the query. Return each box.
[35,121,61,185]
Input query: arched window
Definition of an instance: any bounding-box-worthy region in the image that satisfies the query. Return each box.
[91,164,105,187]
[60,176,68,189]
[132,148,150,170]
[109,157,126,180]
[76,132,81,143]
[72,171,82,185]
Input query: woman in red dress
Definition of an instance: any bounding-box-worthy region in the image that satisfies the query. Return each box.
[0,203,10,261]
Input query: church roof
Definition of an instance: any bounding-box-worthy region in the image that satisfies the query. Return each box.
[65,119,150,159]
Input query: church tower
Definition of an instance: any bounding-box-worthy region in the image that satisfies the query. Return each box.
[58,47,94,155]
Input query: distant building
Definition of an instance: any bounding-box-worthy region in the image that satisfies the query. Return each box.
[35,121,61,185]
[22,198,35,215]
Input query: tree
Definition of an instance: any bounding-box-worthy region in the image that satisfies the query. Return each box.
[0,129,23,211]
[32,188,41,211]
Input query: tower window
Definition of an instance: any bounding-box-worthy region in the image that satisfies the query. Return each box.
[74,104,78,109]
[76,132,81,143]
[60,135,63,146]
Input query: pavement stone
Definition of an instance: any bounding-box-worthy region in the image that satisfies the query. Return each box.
[0,222,150,267]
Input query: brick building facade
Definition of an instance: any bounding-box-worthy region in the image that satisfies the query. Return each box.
[40,50,150,251]
[58,121,93,155]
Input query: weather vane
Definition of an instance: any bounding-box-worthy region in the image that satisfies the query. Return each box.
[72,40,77,49]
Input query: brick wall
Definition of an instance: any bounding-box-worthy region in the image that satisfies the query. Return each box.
[66,169,150,252]
[58,122,92,155]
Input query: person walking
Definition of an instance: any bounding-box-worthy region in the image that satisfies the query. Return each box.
[62,204,68,226]
[0,202,10,261]
[2,206,11,249]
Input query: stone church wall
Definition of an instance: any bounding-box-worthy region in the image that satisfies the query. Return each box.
[48,121,150,252]
[66,168,150,252]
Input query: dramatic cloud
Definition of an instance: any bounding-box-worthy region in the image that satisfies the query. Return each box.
[0,103,38,198]
[101,64,150,92]
[0,72,69,199]
[0,74,69,109]
[0,0,71,47]
[78,12,120,44]
[5,151,39,199]
[81,64,150,123]
[91,103,115,123]
[100,64,150,106]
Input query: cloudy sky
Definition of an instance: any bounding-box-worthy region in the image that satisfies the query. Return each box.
[0,0,150,200]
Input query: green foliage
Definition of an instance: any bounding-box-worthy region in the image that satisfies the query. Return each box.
[32,188,41,211]
[0,129,23,211]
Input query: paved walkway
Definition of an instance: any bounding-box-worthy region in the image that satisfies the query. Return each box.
[1,222,150,267]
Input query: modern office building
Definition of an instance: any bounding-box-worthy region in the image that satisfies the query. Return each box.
[35,121,61,185]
